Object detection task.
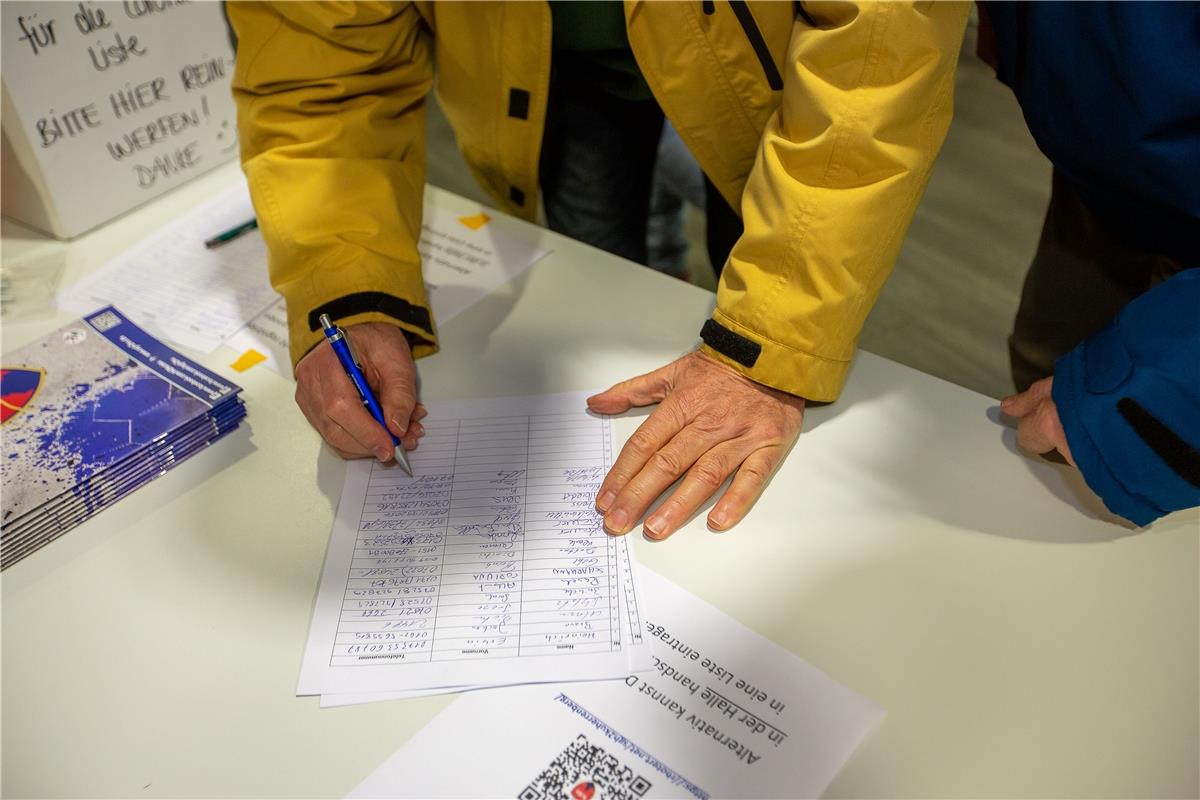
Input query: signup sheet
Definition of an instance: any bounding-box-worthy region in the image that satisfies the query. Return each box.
[298,392,650,697]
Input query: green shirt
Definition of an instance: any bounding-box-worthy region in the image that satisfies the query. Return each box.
[548,0,653,102]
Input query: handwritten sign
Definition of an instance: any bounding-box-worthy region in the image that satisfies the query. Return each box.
[1,1,237,238]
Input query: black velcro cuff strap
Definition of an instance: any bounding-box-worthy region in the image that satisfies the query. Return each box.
[700,318,761,368]
[309,292,434,340]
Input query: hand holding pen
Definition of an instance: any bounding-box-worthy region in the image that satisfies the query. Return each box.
[293,318,425,471]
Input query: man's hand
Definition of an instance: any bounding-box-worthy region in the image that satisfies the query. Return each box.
[587,351,805,539]
[1001,376,1075,466]
[294,322,426,462]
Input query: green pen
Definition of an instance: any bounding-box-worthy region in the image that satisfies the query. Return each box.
[204,218,258,249]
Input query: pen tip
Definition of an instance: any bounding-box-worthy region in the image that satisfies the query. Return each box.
[395,446,413,476]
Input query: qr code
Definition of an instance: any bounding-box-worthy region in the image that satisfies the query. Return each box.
[88,310,122,332]
[519,734,651,800]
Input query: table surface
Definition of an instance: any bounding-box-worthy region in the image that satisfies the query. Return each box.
[3,162,1197,799]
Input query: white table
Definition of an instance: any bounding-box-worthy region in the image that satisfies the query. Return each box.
[3,163,1196,798]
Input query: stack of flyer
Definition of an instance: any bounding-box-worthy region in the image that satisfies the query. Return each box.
[1,306,245,569]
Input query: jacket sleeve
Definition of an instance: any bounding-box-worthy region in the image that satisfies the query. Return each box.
[228,1,436,369]
[1052,268,1200,526]
[700,2,969,402]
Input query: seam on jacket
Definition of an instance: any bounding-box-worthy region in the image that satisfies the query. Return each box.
[240,9,298,268]
[846,5,963,345]
[746,4,885,341]
[680,1,763,142]
[238,7,284,90]
[835,2,892,345]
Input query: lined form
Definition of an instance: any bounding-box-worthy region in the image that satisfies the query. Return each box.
[298,392,648,696]
[59,181,275,353]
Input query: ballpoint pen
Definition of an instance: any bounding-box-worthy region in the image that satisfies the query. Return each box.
[318,313,414,476]
[203,218,258,249]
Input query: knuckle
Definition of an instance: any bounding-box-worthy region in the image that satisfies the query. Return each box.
[734,455,772,489]
[620,482,652,508]
[739,461,770,486]
[691,459,728,490]
[692,409,729,436]
[754,423,781,443]
[649,449,685,477]
[625,429,658,458]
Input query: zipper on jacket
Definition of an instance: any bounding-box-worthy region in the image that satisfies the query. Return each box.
[727,0,783,90]
[793,1,816,28]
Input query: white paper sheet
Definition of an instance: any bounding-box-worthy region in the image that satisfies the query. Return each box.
[224,204,550,375]
[58,182,274,353]
[349,569,884,800]
[319,538,649,707]
[298,392,647,695]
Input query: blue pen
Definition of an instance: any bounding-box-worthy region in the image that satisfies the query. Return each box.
[318,314,413,476]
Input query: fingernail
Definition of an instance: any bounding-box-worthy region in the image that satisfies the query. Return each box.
[1000,396,1015,408]
[643,514,666,539]
[375,447,392,462]
[596,489,616,512]
[709,508,729,530]
[605,508,629,534]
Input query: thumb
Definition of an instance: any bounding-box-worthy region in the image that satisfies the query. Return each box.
[587,366,674,414]
[1001,376,1053,418]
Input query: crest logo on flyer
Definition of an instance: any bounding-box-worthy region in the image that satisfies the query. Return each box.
[0,368,44,423]
[570,782,597,800]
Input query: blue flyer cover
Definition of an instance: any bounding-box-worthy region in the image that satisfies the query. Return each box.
[1,306,244,551]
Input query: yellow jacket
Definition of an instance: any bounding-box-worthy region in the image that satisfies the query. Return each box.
[230,1,967,400]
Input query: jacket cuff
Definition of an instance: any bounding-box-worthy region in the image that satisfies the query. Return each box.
[1052,331,1161,527]
[699,312,850,402]
[288,307,437,370]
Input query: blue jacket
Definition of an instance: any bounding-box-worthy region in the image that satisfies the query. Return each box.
[985,2,1200,525]
[1053,270,1200,526]
[985,1,1200,265]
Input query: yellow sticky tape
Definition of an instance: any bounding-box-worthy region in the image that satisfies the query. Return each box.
[230,348,268,372]
[457,213,491,231]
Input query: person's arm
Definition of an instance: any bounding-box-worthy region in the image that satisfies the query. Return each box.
[229,1,434,460]
[1005,269,1200,526]
[591,1,969,538]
